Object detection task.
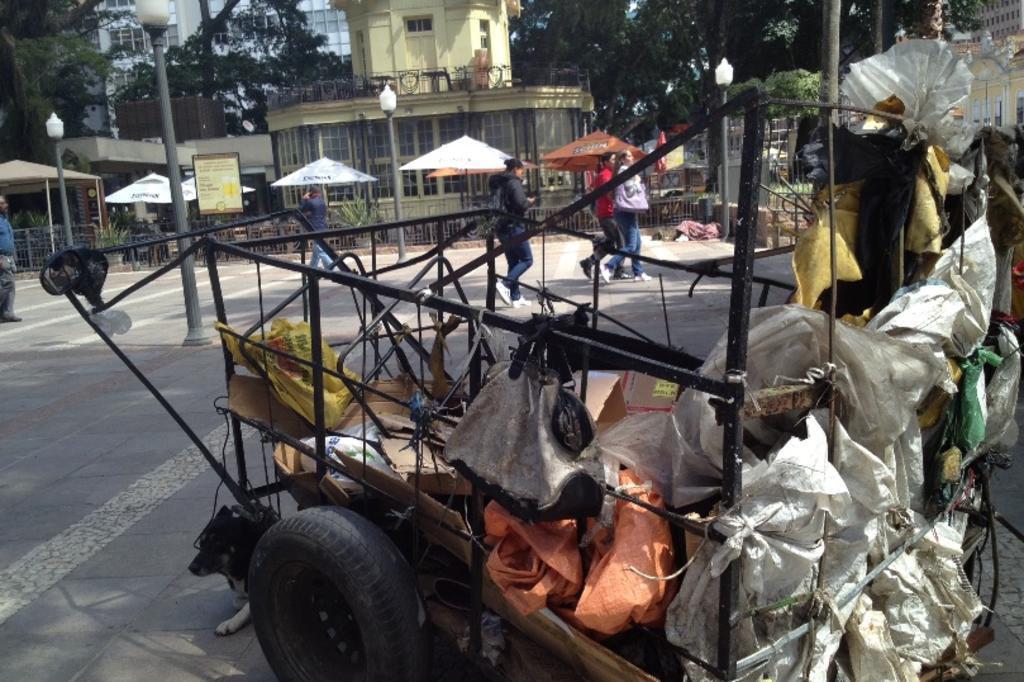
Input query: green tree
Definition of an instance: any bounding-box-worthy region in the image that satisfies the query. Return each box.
[0,0,110,162]
[115,0,346,134]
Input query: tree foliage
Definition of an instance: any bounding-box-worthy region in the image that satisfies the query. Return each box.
[511,0,992,141]
[115,0,347,135]
[0,0,110,162]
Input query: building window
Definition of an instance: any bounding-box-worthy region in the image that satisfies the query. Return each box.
[984,99,990,125]
[443,176,464,194]
[996,95,1004,126]
[105,0,134,8]
[438,116,462,144]
[1017,93,1024,125]
[406,17,433,33]
[167,24,179,47]
[398,121,417,157]
[480,20,490,50]
[109,27,148,52]
[402,170,420,197]
[421,171,438,196]
[374,161,392,198]
[481,112,513,153]
[974,100,981,124]
[369,121,389,158]
[417,120,435,154]
[321,124,350,162]
[327,185,356,203]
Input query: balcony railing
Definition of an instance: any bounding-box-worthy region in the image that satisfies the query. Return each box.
[268,63,590,110]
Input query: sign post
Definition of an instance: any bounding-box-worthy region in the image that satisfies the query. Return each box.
[193,153,244,216]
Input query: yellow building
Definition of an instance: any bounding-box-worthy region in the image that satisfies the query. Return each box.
[266,0,593,217]
[965,34,1024,127]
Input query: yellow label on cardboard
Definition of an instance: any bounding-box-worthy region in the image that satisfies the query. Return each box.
[652,380,678,398]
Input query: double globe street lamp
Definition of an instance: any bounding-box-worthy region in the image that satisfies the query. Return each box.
[136,0,210,345]
[45,113,74,248]
[379,84,407,261]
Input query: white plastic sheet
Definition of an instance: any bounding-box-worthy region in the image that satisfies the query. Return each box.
[660,305,945,507]
[982,325,1021,453]
[931,217,997,356]
[868,521,982,664]
[842,39,974,151]
[666,418,855,681]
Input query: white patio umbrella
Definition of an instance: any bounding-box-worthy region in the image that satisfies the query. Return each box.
[105,173,193,204]
[271,157,377,187]
[399,135,512,171]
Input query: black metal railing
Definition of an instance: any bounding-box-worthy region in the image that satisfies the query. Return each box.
[268,63,590,110]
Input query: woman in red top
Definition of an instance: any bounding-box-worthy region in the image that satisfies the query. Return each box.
[579,152,623,279]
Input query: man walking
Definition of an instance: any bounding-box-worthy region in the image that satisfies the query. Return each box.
[488,159,535,308]
[579,152,622,279]
[0,195,20,323]
[300,187,332,269]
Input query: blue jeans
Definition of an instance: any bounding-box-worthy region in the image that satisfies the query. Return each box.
[607,211,644,276]
[497,223,533,300]
[309,242,332,270]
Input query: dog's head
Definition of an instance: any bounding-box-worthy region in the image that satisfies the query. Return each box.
[189,506,268,581]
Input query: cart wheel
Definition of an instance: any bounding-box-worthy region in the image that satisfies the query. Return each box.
[249,506,430,682]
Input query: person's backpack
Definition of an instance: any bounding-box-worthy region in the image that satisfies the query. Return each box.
[478,180,507,236]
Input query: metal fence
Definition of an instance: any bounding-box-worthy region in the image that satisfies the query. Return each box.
[268,63,590,110]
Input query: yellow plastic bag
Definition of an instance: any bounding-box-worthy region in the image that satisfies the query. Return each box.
[217,319,360,428]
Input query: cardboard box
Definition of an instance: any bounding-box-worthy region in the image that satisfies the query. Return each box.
[228,374,313,439]
[381,438,471,496]
[573,371,628,433]
[621,371,680,414]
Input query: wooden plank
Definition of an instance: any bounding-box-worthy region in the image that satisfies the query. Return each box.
[481,581,657,682]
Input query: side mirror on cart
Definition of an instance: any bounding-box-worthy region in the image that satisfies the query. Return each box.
[40,248,110,308]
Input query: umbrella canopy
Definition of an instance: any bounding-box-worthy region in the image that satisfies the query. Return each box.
[0,159,101,191]
[105,173,192,204]
[400,135,512,171]
[542,131,646,172]
[425,160,536,179]
[271,157,377,187]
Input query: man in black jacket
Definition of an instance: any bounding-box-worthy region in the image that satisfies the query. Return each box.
[488,158,535,307]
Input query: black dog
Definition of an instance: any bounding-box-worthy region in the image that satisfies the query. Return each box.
[189,506,271,636]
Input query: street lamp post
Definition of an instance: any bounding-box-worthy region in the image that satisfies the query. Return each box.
[45,113,74,248]
[715,57,734,240]
[379,84,407,261]
[137,0,210,346]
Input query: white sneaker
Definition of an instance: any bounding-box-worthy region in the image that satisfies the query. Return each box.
[495,281,512,305]
[512,297,532,308]
[600,266,612,284]
[634,273,652,282]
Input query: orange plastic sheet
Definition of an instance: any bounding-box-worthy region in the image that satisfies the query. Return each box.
[563,470,678,638]
[484,502,582,615]
[484,470,678,639]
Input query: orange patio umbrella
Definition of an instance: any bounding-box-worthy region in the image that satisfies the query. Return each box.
[541,131,646,173]
[426,161,536,179]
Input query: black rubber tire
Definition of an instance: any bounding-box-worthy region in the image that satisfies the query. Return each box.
[249,506,430,682]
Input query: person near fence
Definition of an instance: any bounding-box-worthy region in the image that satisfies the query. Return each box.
[0,195,20,323]
[602,151,652,283]
[300,187,332,270]
[579,151,623,280]
[489,158,535,308]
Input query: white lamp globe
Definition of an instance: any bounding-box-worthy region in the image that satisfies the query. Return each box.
[379,84,397,114]
[715,58,734,87]
[45,113,65,141]
[136,0,171,27]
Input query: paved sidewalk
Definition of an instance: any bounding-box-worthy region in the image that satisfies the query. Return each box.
[0,237,1021,680]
